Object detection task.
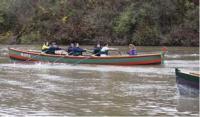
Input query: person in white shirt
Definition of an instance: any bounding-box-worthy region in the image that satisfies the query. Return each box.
[100,43,118,56]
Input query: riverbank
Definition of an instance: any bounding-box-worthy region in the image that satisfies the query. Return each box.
[0,0,198,47]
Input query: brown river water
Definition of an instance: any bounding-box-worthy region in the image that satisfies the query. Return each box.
[0,45,199,116]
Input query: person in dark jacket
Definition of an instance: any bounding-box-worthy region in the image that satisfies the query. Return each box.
[67,43,75,55]
[46,42,61,54]
[93,43,101,56]
[73,43,86,56]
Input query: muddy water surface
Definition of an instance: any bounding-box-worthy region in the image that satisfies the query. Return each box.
[0,45,199,116]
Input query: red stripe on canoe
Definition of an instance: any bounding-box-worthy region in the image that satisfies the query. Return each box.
[9,54,38,61]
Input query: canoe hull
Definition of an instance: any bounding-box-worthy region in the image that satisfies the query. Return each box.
[175,68,199,90]
[8,48,164,65]
[175,68,199,97]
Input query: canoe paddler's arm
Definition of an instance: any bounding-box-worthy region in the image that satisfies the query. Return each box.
[109,48,122,55]
[84,49,92,52]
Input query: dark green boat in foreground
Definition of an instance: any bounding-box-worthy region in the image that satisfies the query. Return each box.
[175,68,199,96]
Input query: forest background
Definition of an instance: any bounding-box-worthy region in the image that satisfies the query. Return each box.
[0,0,199,46]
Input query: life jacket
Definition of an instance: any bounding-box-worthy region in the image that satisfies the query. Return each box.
[128,49,137,55]
[67,46,74,55]
[93,47,101,56]
[42,44,49,51]
[73,47,86,56]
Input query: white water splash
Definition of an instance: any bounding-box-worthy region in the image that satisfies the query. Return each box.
[165,54,199,58]
[0,60,198,75]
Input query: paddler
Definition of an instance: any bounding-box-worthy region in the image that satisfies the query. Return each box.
[67,43,75,55]
[42,41,49,52]
[46,42,62,54]
[127,44,137,55]
[73,43,86,56]
[100,43,118,56]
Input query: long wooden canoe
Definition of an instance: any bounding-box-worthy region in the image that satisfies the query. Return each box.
[8,48,166,65]
[175,68,199,90]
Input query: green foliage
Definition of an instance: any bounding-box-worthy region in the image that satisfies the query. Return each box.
[132,25,161,46]
[113,5,135,34]
[0,31,13,43]
[0,0,198,46]
[20,31,41,44]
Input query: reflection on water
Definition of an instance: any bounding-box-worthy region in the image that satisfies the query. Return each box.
[0,45,199,116]
[177,84,199,97]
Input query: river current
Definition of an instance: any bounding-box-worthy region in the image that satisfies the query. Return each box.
[0,45,199,116]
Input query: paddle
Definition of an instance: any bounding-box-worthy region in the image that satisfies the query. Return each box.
[51,48,93,64]
[72,50,102,65]
[51,48,95,64]
[116,50,122,55]
[52,55,66,64]
[20,49,67,64]
[52,51,74,64]
[72,49,122,66]
[109,48,122,55]
[52,49,94,64]
[72,55,94,65]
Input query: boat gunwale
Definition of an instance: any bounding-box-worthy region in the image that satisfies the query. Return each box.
[176,68,200,79]
[8,47,162,59]
[9,54,162,65]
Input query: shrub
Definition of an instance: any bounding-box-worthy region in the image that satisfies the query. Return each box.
[20,31,41,44]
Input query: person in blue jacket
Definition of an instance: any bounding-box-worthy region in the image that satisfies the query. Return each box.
[73,43,86,56]
[127,44,137,55]
[67,43,75,55]
[46,42,61,54]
